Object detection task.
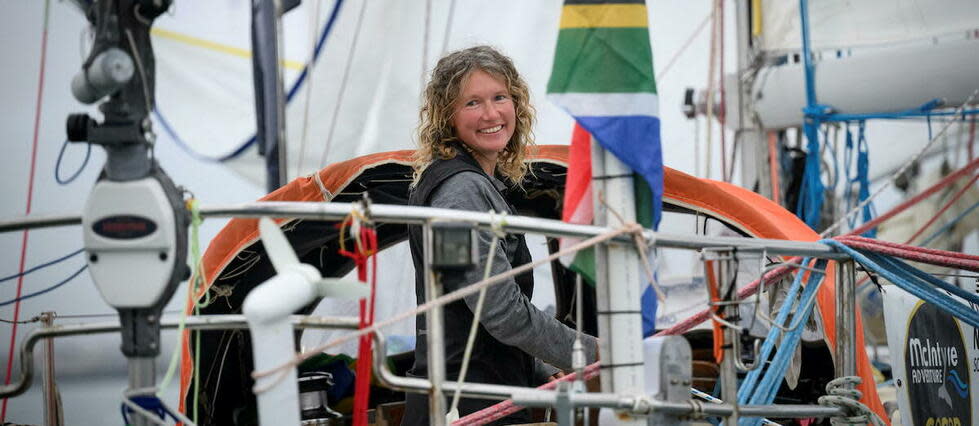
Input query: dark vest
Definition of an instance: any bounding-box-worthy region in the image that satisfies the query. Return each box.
[401,149,535,425]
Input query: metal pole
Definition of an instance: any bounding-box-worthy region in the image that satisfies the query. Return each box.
[126,357,156,426]
[0,314,358,399]
[716,252,740,425]
[591,141,646,425]
[40,312,61,426]
[372,331,846,419]
[835,260,857,380]
[423,223,447,425]
[0,203,852,260]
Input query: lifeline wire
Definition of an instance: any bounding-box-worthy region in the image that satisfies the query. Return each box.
[251,223,645,389]
[3,1,50,418]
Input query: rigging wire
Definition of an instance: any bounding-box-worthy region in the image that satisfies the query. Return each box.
[0,249,84,283]
[0,265,88,308]
[3,0,51,420]
[422,0,431,89]
[718,0,728,182]
[921,199,979,247]
[318,0,368,169]
[155,0,346,163]
[440,0,457,56]
[656,12,712,83]
[295,0,323,177]
[703,0,720,179]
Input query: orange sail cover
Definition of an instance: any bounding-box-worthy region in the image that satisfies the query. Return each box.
[180,145,886,422]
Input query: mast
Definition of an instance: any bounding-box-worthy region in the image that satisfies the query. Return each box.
[590,143,646,424]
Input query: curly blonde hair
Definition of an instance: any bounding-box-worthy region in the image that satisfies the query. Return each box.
[413,45,536,187]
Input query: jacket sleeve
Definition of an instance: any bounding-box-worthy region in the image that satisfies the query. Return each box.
[429,172,598,371]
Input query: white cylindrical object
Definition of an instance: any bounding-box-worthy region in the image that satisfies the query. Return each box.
[244,272,319,426]
[734,40,979,130]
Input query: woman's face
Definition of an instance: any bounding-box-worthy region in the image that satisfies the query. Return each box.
[451,69,516,164]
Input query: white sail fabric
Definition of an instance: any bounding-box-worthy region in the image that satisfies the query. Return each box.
[151,0,577,186]
[758,0,979,52]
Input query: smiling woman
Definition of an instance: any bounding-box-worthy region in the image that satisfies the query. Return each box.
[403,46,598,425]
[450,70,516,174]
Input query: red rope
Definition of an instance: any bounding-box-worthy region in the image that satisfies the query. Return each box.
[768,132,781,205]
[454,363,602,425]
[835,236,979,272]
[849,156,979,236]
[903,173,979,245]
[339,223,377,426]
[2,2,49,419]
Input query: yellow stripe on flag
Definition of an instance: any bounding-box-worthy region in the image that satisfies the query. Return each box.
[559,4,648,29]
[151,27,304,71]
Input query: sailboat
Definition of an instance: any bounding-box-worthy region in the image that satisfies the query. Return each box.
[1,0,977,425]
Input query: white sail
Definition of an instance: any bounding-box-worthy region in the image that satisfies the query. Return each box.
[758,0,979,53]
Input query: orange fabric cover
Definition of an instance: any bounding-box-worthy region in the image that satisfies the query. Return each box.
[179,146,886,422]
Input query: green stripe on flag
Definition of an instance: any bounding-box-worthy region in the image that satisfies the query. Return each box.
[548,28,656,94]
[570,247,597,286]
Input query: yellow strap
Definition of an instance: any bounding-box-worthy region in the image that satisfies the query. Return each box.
[151,27,304,71]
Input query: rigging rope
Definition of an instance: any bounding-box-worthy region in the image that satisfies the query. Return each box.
[337,211,378,426]
[846,155,979,237]
[904,173,979,246]
[821,89,979,237]
[921,199,979,247]
[739,259,828,426]
[737,259,815,405]
[842,122,876,237]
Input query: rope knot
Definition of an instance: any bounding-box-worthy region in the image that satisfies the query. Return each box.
[817,376,885,426]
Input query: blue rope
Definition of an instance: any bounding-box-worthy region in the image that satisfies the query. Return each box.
[820,107,979,122]
[795,122,825,229]
[54,139,92,185]
[820,240,979,329]
[0,265,88,307]
[737,258,810,405]
[0,248,84,284]
[739,259,828,426]
[854,124,876,237]
[843,122,877,237]
[158,0,346,163]
[921,199,979,246]
[121,394,181,425]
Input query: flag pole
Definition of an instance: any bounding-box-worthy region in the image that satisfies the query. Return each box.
[590,142,647,425]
